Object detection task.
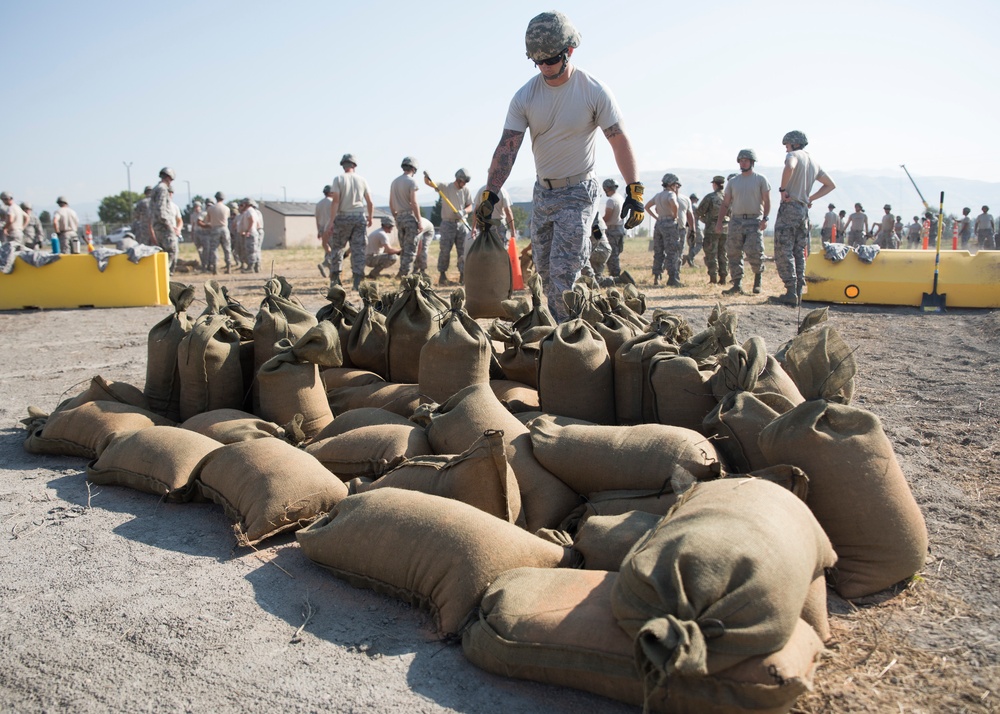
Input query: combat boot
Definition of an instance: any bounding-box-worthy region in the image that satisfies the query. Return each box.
[752,272,762,294]
[330,275,342,287]
[708,273,718,284]
[615,271,636,286]
[776,287,798,305]
[367,266,382,279]
[224,264,231,274]
[653,273,661,286]
[666,276,684,288]
[317,262,327,278]
[352,273,364,291]
[438,271,451,286]
[722,279,744,295]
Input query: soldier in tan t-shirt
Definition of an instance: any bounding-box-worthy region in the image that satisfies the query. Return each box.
[716,149,771,295]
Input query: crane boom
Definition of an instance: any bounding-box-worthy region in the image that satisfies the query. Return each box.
[900,164,931,211]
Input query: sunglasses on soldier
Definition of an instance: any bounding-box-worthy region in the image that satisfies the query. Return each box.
[533,51,566,66]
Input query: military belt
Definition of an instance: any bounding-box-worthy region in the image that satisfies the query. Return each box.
[538,172,594,190]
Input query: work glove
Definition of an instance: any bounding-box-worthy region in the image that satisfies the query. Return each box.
[476,190,499,228]
[621,182,645,229]
[591,220,603,244]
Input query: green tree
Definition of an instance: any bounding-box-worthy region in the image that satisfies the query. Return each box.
[510,205,529,234]
[98,191,142,224]
[430,197,442,226]
[38,210,51,225]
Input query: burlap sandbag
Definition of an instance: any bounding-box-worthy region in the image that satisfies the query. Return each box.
[491,323,552,388]
[594,296,642,362]
[758,400,928,598]
[86,426,221,499]
[703,392,781,474]
[529,415,722,496]
[308,407,416,443]
[252,277,318,410]
[607,285,649,330]
[305,423,433,480]
[615,312,691,425]
[327,382,424,417]
[201,280,256,338]
[778,323,857,405]
[418,383,580,532]
[464,567,823,714]
[573,511,661,572]
[316,284,359,368]
[296,488,571,637]
[612,478,836,680]
[565,281,605,327]
[346,282,389,377]
[537,317,615,425]
[53,375,151,415]
[320,367,385,391]
[257,322,341,440]
[144,282,196,421]
[180,408,304,445]
[489,379,540,414]
[710,337,803,413]
[649,354,718,433]
[559,489,679,534]
[419,288,491,403]
[194,438,348,546]
[356,430,522,524]
[177,314,244,421]
[23,400,173,460]
[385,275,447,384]
[679,303,739,362]
[465,223,512,319]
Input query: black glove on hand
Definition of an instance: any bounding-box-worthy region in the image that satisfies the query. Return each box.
[621,182,645,229]
[591,220,603,244]
[476,190,500,228]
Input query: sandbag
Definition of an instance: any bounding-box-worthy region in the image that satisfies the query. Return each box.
[177,314,244,422]
[593,296,642,362]
[346,282,389,378]
[54,375,150,415]
[357,430,521,524]
[87,426,221,498]
[537,317,615,425]
[320,367,384,391]
[296,488,571,637]
[710,337,803,412]
[649,354,718,433]
[612,478,836,680]
[23,400,173,460]
[464,223,512,319]
[180,408,303,445]
[305,424,433,480]
[703,391,781,474]
[419,288,491,403]
[418,384,580,532]
[491,323,552,388]
[679,303,738,362]
[529,415,722,496]
[385,275,446,384]
[758,400,928,598]
[194,438,348,546]
[573,511,661,572]
[316,284,359,368]
[615,312,691,425]
[257,322,341,440]
[144,282,196,421]
[559,489,679,535]
[252,277,318,410]
[489,379,540,414]
[308,407,415,442]
[778,323,857,405]
[327,383,424,417]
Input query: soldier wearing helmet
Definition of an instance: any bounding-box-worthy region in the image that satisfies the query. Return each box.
[716,149,771,295]
[974,205,995,250]
[150,167,178,271]
[643,173,688,286]
[389,156,423,281]
[846,203,869,247]
[315,184,335,277]
[131,186,153,246]
[685,192,703,270]
[477,11,644,320]
[52,196,80,253]
[601,178,627,278]
[821,203,838,243]
[425,168,473,285]
[696,175,729,285]
[956,206,973,249]
[773,130,836,305]
[323,154,375,290]
[199,191,232,274]
[21,202,44,249]
[872,204,898,249]
[1,192,26,243]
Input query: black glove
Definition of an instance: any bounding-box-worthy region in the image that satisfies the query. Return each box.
[621,182,645,229]
[476,190,499,228]
[591,219,603,244]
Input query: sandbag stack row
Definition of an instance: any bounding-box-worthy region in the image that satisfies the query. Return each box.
[19,274,929,713]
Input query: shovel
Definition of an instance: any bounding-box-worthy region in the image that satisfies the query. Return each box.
[921,191,947,312]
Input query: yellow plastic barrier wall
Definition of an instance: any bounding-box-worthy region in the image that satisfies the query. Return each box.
[0,253,170,310]
[804,249,1000,308]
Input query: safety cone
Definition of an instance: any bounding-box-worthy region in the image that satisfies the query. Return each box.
[951,222,959,251]
[508,234,524,290]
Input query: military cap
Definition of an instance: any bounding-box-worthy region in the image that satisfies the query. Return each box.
[712,175,726,185]
[381,216,395,226]
[340,153,357,166]
[159,166,176,180]
[455,168,471,182]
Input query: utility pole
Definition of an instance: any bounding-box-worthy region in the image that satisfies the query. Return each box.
[282,186,287,202]
[123,161,133,197]
[183,180,191,209]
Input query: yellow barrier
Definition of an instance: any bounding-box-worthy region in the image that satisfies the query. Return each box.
[0,253,170,310]
[804,249,1000,308]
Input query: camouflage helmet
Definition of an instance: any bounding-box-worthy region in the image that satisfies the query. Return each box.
[737,148,757,162]
[144,186,152,195]
[215,191,225,201]
[602,178,618,191]
[983,205,990,212]
[381,215,395,227]
[159,166,176,180]
[340,153,357,167]
[20,201,31,210]
[322,185,332,195]
[661,173,680,187]
[0,191,12,201]
[884,204,892,211]
[962,206,971,214]
[401,156,419,170]
[525,11,581,61]
[781,130,808,148]
[712,175,726,185]
[205,197,216,205]
[455,168,471,182]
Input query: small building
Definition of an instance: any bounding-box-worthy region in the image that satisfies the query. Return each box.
[260,201,316,249]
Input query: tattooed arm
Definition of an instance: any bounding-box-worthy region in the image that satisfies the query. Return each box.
[485,129,525,193]
[604,123,639,185]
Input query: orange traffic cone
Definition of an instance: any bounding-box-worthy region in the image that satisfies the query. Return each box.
[508,234,524,290]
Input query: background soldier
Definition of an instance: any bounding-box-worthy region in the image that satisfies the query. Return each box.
[189,199,205,269]
[430,168,473,285]
[872,204,897,248]
[716,149,770,295]
[414,215,436,275]
[957,207,973,249]
[21,202,44,249]
[150,168,178,271]
[52,196,80,253]
[821,203,837,241]
[323,153,374,290]
[365,217,402,279]
[1,192,26,242]
[906,215,923,247]
[601,178,625,277]
[696,176,729,285]
[846,203,869,247]
[131,186,153,245]
[644,173,683,287]
[390,156,423,279]
[316,184,334,277]
[974,205,994,250]
[684,192,703,268]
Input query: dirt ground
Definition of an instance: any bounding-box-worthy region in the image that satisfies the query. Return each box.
[1,240,997,713]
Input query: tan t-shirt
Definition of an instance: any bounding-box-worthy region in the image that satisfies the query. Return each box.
[54,205,80,234]
[389,173,419,218]
[652,190,677,221]
[724,172,770,215]
[847,212,867,231]
[5,203,26,231]
[783,149,826,204]
[438,182,472,221]
[332,173,370,216]
[206,202,230,228]
[879,213,895,235]
[365,228,396,257]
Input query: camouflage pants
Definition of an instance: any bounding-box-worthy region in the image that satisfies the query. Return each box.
[415,231,433,273]
[847,229,864,247]
[153,224,177,272]
[243,230,262,269]
[652,217,681,280]
[531,178,599,322]
[396,214,421,276]
[960,231,972,249]
[702,229,728,280]
[202,228,224,273]
[216,227,232,268]
[605,224,625,276]
[366,253,399,274]
[588,232,612,275]
[438,220,469,275]
[329,214,367,279]
[774,201,809,292]
[726,216,765,282]
[977,229,995,251]
[686,227,703,263]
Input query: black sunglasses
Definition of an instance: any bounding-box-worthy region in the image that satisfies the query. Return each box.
[533,51,566,66]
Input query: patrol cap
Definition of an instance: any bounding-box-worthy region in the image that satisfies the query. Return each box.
[57,196,68,205]
[159,166,176,180]
[525,11,581,61]
[737,148,757,162]
[401,156,419,170]
[144,186,152,195]
[381,216,395,227]
[781,130,808,148]
[661,173,680,187]
[0,191,11,201]
[712,175,725,185]
[20,201,31,210]
[602,178,619,191]
[215,191,225,201]
[322,185,332,194]
[340,153,357,167]
[455,168,470,182]
[884,204,892,210]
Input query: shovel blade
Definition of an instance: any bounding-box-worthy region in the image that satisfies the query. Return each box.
[920,291,947,312]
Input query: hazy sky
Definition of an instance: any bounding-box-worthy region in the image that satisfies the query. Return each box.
[4,0,998,218]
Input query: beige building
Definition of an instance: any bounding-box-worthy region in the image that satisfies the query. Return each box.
[260,201,317,249]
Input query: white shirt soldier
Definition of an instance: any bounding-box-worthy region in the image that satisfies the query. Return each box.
[477,11,644,321]
[364,216,402,279]
[425,168,473,286]
[323,153,375,291]
[715,149,771,295]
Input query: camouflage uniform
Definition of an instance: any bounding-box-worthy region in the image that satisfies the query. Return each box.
[726,216,765,283]
[131,196,152,245]
[438,220,469,277]
[329,214,368,279]
[685,212,703,266]
[958,214,973,249]
[651,217,680,281]
[697,189,728,282]
[773,201,810,294]
[974,211,995,251]
[396,214,421,276]
[149,181,177,271]
[531,178,599,322]
[414,217,435,274]
[23,211,44,249]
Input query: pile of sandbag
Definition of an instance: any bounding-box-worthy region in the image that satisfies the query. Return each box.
[20,273,930,712]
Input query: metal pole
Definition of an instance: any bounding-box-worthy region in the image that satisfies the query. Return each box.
[282,186,287,202]
[123,161,132,196]
[183,180,191,208]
